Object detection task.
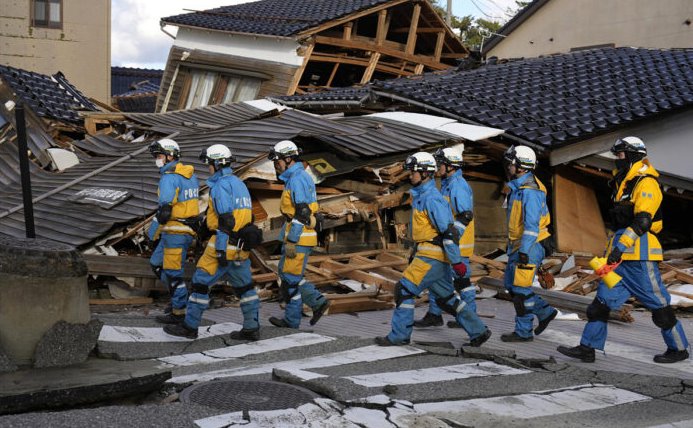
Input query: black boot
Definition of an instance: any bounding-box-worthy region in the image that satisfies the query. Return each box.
[413,312,443,328]
[163,322,198,339]
[374,336,410,346]
[500,332,533,342]
[534,309,558,335]
[310,300,330,326]
[465,329,492,347]
[557,344,596,362]
[156,313,184,325]
[653,348,689,364]
[269,316,292,328]
[447,320,462,328]
[230,328,260,341]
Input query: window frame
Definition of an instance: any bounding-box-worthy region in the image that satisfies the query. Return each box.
[31,0,63,30]
[178,66,265,110]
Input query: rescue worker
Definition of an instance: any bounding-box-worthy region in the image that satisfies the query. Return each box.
[165,144,260,340]
[500,145,558,342]
[148,138,200,325]
[375,152,491,347]
[558,137,690,363]
[414,146,480,329]
[267,140,330,329]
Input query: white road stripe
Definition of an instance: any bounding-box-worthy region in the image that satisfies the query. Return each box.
[169,345,424,384]
[409,384,650,421]
[98,322,242,343]
[648,419,693,428]
[344,361,531,387]
[539,330,693,374]
[157,333,335,367]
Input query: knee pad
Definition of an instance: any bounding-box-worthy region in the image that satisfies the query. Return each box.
[586,298,610,323]
[394,281,415,308]
[652,306,677,330]
[512,294,529,316]
[191,283,209,295]
[435,293,458,316]
[232,283,255,298]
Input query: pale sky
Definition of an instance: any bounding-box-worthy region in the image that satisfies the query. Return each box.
[111,0,519,69]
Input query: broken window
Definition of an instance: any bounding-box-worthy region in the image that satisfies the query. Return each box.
[183,69,262,109]
[32,0,62,29]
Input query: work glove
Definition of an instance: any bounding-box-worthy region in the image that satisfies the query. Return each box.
[452,262,467,277]
[284,242,297,259]
[607,247,623,265]
[518,252,529,265]
[216,250,228,268]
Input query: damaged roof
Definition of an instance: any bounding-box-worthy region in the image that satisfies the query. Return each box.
[161,0,392,37]
[111,67,163,97]
[278,47,693,149]
[0,101,480,246]
[0,65,97,124]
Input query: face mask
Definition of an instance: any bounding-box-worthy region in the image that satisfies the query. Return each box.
[615,158,630,171]
[156,159,166,168]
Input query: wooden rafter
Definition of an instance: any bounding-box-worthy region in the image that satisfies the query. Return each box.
[361,52,381,84]
[287,42,315,95]
[376,9,389,46]
[310,53,414,77]
[405,3,421,55]
[434,30,445,61]
[299,0,409,36]
[326,63,340,87]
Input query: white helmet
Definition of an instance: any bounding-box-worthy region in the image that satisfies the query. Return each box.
[503,145,536,170]
[404,152,437,172]
[611,136,647,156]
[149,138,180,159]
[433,146,464,167]
[268,140,301,161]
[199,144,235,168]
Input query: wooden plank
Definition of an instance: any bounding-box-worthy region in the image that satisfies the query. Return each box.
[553,166,607,255]
[361,52,381,84]
[287,43,315,95]
[434,30,445,61]
[351,256,402,281]
[320,259,397,290]
[328,299,393,314]
[376,10,388,45]
[414,63,424,75]
[406,4,421,55]
[470,254,506,271]
[301,0,408,36]
[90,297,153,305]
[326,63,340,87]
[661,263,693,284]
[343,22,353,40]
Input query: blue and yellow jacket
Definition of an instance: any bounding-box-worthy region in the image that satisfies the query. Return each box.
[279,162,319,247]
[409,179,462,265]
[148,160,199,239]
[206,167,253,261]
[608,160,663,261]
[506,172,551,255]
[441,170,475,258]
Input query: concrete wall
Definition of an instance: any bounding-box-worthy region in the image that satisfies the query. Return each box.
[487,0,693,59]
[0,0,111,102]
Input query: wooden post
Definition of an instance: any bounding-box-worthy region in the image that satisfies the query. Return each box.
[414,63,424,75]
[326,63,340,87]
[287,42,314,95]
[343,22,353,40]
[361,52,381,84]
[434,31,445,61]
[406,4,421,55]
[376,9,389,46]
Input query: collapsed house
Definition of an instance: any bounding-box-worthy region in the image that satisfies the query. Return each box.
[111,67,164,113]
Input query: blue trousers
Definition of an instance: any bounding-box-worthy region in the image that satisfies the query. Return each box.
[150,233,193,312]
[188,258,258,330]
[388,256,487,344]
[504,244,556,338]
[581,261,689,351]
[277,244,326,328]
[428,257,477,315]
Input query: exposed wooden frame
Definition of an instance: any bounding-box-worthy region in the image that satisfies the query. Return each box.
[361,52,381,84]
[434,31,445,61]
[376,10,389,46]
[287,42,315,95]
[405,3,421,55]
[300,0,410,36]
[326,63,341,87]
[343,22,353,40]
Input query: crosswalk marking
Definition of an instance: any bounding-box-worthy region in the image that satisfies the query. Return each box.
[169,345,425,384]
[343,361,531,387]
[157,333,336,367]
[194,384,651,428]
[539,330,693,374]
[409,384,651,421]
[98,322,242,343]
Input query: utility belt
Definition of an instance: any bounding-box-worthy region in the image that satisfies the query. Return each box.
[176,216,204,234]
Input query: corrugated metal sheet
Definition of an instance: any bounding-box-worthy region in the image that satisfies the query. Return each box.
[123,103,267,133]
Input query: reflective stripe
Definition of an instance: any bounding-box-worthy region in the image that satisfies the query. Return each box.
[454,221,467,231]
[162,225,194,233]
[240,295,259,304]
[459,244,474,249]
[417,244,443,253]
[623,229,639,242]
[301,232,317,237]
[461,286,476,293]
[524,301,535,307]
[523,230,538,237]
[207,242,240,251]
[298,279,306,286]
[399,303,415,309]
[650,248,663,255]
[291,219,304,226]
[443,239,455,246]
[646,262,667,307]
[456,301,467,313]
[175,282,187,289]
[622,246,635,254]
[189,296,209,305]
[291,294,301,301]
